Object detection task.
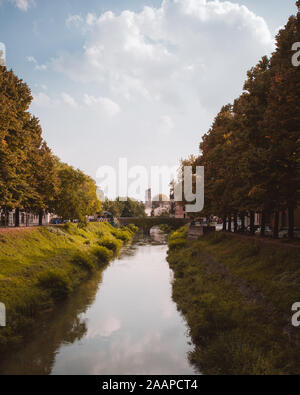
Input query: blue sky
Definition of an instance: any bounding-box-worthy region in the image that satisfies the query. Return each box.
[0,0,298,197]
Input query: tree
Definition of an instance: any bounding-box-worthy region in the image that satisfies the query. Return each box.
[53,160,101,221]
[263,6,300,238]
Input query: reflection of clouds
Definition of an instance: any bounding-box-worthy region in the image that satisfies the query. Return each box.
[48,241,196,375]
[87,316,121,338]
[161,298,175,319]
[89,330,195,375]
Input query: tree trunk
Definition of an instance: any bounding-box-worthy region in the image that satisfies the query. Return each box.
[15,208,20,227]
[39,210,44,226]
[249,211,255,235]
[227,215,232,232]
[273,211,279,239]
[288,207,294,239]
[240,213,245,233]
[222,216,226,231]
[234,214,238,233]
[260,211,266,237]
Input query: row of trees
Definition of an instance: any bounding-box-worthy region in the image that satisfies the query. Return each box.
[182,2,300,238]
[102,197,146,218]
[0,65,101,225]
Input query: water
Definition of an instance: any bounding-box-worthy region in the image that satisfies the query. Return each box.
[0,230,196,375]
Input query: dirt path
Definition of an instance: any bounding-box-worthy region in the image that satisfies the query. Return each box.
[223,231,300,250]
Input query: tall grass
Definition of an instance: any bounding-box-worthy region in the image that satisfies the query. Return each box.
[0,222,136,351]
[168,231,300,375]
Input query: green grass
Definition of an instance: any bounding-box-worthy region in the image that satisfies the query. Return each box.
[167,231,300,375]
[0,222,136,350]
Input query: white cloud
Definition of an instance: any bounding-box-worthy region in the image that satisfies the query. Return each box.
[66,14,84,28]
[159,115,174,134]
[53,0,273,112]
[26,55,47,71]
[61,92,78,108]
[9,0,32,11]
[83,94,120,117]
[33,0,275,187]
[33,92,57,108]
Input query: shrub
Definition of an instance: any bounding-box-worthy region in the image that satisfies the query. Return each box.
[159,224,173,234]
[92,246,113,266]
[37,269,72,299]
[169,238,187,251]
[98,236,122,254]
[169,225,188,241]
[71,252,95,272]
[111,228,132,242]
[63,222,79,235]
[126,224,139,233]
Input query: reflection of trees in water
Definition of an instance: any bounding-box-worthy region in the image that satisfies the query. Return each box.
[0,272,103,375]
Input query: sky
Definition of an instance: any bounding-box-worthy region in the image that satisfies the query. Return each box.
[0,0,298,197]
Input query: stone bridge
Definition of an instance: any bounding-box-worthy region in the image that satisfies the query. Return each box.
[118,217,190,234]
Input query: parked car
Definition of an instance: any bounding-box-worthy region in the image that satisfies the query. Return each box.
[279,227,300,239]
[255,226,273,236]
[50,218,62,225]
[246,225,260,233]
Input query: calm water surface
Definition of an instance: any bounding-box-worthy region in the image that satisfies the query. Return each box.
[0,230,196,375]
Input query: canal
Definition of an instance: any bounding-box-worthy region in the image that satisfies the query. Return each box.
[0,230,196,375]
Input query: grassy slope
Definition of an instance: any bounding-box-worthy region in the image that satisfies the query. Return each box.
[167,228,300,375]
[0,222,136,349]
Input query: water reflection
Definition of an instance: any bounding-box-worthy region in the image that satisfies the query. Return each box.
[0,229,195,375]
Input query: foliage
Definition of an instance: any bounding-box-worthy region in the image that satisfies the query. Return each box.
[71,252,95,272]
[0,222,135,351]
[0,65,101,224]
[168,233,300,374]
[102,197,146,218]
[37,269,72,300]
[97,236,122,254]
[178,5,300,238]
[92,246,113,266]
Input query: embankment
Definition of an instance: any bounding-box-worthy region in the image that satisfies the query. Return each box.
[167,228,300,375]
[0,222,137,351]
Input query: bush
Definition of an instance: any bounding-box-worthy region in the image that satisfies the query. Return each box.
[159,224,173,234]
[126,224,139,233]
[169,238,187,251]
[111,228,132,242]
[63,222,79,235]
[37,269,72,299]
[98,236,122,254]
[71,252,95,272]
[169,225,188,241]
[92,246,113,266]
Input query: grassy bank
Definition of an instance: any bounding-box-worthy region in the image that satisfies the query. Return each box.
[167,227,300,375]
[0,222,137,350]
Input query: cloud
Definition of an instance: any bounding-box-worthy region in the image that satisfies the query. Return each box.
[61,92,78,108]
[26,55,47,71]
[33,92,57,108]
[33,0,275,185]
[159,115,174,134]
[53,0,273,112]
[83,94,120,117]
[9,0,32,11]
[66,14,84,28]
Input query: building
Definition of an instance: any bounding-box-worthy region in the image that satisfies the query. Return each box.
[145,188,152,216]
[0,209,54,227]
